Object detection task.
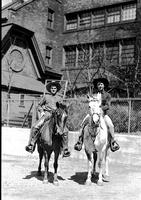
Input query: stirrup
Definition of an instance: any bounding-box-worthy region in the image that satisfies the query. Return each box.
[25,145,35,153]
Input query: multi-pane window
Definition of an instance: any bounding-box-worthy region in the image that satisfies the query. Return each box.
[107,7,120,23]
[121,39,135,65]
[66,14,77,30]
[91,43,104,65]
[64,39,135,68]
[92,10,105,27]
[106,42,119,64]
[19,94,24,107]
[47,8,54,29]
[65,2,136,31]
[122,4,136,21]
[78,45,89,66]
[45,46,52,65]
[65,47,76,67]
[79,12,91,28]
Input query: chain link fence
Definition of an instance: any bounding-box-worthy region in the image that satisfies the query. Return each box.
[2,98,141,135]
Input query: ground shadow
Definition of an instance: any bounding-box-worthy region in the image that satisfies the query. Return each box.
[23,171,65,183]
[68,171,99,185]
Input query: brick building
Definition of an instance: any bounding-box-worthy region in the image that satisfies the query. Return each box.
[2,0,141,98]
[62,0,141,97]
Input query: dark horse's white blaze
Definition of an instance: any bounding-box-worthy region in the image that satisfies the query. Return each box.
[84,94,109,186]
[37,103,68,185]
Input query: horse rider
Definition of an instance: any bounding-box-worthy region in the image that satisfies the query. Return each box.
[74,77,120,152]
[25,81,71,157]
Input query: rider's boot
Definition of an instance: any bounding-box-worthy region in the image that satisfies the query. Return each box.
[109,126,120,152]
[25,127,39,153]
[62,131,71,158]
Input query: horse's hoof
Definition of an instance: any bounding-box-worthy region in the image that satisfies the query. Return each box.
[85,180,92,186]
[97,180,103,186]
[92,172,97,178]
[102,175,110,182]
[53,180,59,186]
[43,180,48,184]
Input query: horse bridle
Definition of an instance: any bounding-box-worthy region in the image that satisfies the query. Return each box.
[90,112,101,128]
[54,107,67,133]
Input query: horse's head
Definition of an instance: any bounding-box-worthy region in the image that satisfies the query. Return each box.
[55,102,69,134]
[87,93,102,127]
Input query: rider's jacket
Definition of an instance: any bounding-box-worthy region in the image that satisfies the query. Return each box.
[93,89,111,115]
[37,92,62,114]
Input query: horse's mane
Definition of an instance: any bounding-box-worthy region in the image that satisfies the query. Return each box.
[56,102,68,113]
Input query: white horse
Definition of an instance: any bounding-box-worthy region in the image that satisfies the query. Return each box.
[83,93,110,186]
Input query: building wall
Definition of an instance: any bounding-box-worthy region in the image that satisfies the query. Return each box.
[62,0,141,96]
[63,0,139,48]
[5,0,64,73]
[2,0,141,97]
[63,0,136,13]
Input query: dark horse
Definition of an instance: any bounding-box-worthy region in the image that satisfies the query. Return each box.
[36,102,68,185]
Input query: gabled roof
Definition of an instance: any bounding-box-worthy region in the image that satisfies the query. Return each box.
[2,0,34,11]
[1,23,62,80]
[1,23,12,40]
[2,70,45,92]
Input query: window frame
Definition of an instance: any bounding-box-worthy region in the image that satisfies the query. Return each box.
[121,3,136,21]
[64,38,135,69]
[19,94,25,107]
[64,2,137,31]
[47,8,54,29]
[45,46,52,65]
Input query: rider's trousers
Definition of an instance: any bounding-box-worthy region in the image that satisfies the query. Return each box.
[78,114,115,140]
[27,111,52,146]
[28,112,69,150]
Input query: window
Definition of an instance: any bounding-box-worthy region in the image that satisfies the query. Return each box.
[19,94,24,107]
[45,46,52,65]
[121,39,135,65]
[107,7,120,23]
[65,47,76,67]
[106,42,119,64]
[78,45,89,66]
[64,39,135,70]
[47,8,54,29]
[91,43,104,66]
[92,9,105,27]
[64,2,137,31]
[66,14,77,30]
[79,12,91,28]
[122,4,136,21]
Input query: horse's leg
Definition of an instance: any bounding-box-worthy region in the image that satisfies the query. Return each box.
[85,150,93,185]
[97,148,106,186]
[43,150,49,184]
[53,150,60,186]
[92,151,97,177]
[103,146,110,182]
[37,145,44,176]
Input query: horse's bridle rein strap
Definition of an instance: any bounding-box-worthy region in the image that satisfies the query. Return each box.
[88,112,101,141]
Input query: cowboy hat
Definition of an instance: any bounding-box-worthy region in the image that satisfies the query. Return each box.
[46,81,61,93]
[93,77,109,89]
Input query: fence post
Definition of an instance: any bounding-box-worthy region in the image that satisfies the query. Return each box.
[128,99,131,134]
[6,98,10,127]
[31,100,37,127]
[22,102,33,128]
